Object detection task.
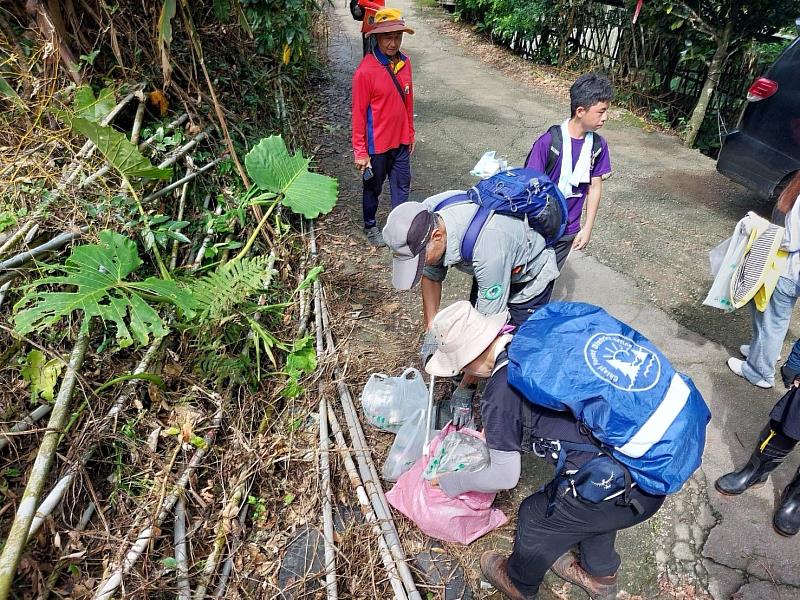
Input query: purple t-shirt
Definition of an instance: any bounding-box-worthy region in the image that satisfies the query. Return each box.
[525,131,612,235]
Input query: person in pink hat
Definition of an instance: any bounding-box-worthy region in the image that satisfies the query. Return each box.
[351,8,416,247]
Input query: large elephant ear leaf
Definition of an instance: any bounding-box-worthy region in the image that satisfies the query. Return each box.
[244,135,338,219]
[13,230,195,348]
[54,110,173,180]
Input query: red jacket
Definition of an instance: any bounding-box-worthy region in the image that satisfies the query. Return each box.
[352,49,415,160]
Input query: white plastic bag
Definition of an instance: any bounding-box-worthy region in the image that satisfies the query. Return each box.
[708,236,731,277]
[361,367,428,432]
[382,408,428,482]
[703,215,756,312]
[422,431,490,480]
[470,151,506,178]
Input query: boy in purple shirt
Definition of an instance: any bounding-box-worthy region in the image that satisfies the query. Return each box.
[525,72,613,269]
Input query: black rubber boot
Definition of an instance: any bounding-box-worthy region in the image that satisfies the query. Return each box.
[774,468,800,536]
[715,425,796,496]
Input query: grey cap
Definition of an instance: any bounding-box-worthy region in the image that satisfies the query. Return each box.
[382,202,435,290]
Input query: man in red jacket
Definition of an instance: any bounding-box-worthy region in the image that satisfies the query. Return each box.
[351,8,416,247]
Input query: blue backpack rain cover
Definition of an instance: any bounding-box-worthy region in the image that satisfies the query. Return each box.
[507,302,710,496]
[434,168,568,262]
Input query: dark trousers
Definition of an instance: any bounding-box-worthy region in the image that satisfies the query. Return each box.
[506,486,664,596]
[362,145,411,228]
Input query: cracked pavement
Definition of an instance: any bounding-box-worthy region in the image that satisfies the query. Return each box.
[321,0,800,597]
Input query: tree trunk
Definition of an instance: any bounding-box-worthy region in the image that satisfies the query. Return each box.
[683,19,734,148]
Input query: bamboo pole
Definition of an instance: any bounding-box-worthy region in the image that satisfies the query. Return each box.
[211,502,249,598]
[0,330,90,600]
[319,393,338,600]
[0,227,88,273]
[143,157,223,204]
[0,404,52,452]
[92,407,224,600]
[192,204,223,272]
[170,158,194,271]
[319,293,421,600]
[175,497,191,600]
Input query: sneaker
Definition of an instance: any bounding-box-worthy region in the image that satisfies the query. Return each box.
[740,344,781,361]
[726,357,773,389]
[549,552,617,600]
[364,226,386,247]
[480,551,537,600]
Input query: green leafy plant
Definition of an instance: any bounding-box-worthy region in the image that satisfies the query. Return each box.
[73,85,115,123]
[247,495,267,522]
[13,230,195,348]
[20,350,63,403]
[0,210,17,233]
[282,335,316,398]
[245,135,338,219]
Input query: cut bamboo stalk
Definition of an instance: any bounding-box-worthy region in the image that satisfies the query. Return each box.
[0,221,37,257]
[92,407,224,600]
[129,98,146,145]
[0,330,90,600]
[170,158,194,271]
[192,204,223,272]
[157,130,210,169]
[192,482,245,600]
[0,281,9,310]
[27,339,163,540]
[0,227,88,273]
[319,394,338,600]
[319,293,421,600]
[0,404,52,452]
[175,497,191,600]
[326,403,407,600]
[143,157,223,204]
[211,502,249,598]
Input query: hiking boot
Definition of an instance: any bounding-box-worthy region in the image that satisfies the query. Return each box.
[550,552,617,600]
[364,226,386,247]
[480,551,537,600]
[726,357,773,389]
[715,425,796,496]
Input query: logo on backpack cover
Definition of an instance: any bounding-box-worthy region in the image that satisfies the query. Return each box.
[584,333,661,392]
[483,284,503,301]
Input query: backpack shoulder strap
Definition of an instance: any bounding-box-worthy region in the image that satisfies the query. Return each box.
[460,205,492,263]
[590,132,603,170]
[433,192,469,212]
[544,124,562,176]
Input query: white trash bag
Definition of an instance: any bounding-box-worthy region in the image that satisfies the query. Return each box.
[382,408,428,482]
[422,431,490,481]
[470,151,507,178]
[361,367,428,432]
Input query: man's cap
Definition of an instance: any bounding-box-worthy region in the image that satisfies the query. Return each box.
[426,301,509,377]
[366,8,415,36]
[383,202,435,290]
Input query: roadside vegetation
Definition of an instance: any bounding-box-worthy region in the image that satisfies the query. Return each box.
[0,1,336,597]
[450,0,798,154]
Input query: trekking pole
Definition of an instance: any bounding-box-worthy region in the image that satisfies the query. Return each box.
[422,375,435,458]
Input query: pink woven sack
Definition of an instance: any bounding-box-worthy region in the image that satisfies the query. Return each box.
[385,424,508,544]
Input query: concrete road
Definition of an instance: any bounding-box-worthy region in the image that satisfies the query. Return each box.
[319,1,800,597]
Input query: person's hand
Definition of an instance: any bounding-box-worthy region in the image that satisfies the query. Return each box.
[449,386,475,429]
[781,363,800,389]
[420,330,438,365]
[572,228,592,250]
[354,156,371,172]
[409,141,416,155]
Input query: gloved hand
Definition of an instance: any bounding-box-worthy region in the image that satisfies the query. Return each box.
[449,386,475,429]
[781,363,800,389]
[420,330,438,365]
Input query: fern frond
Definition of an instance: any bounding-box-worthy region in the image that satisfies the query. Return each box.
[188,254,276,325]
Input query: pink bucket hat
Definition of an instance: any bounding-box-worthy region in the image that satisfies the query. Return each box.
[425,301,509,377]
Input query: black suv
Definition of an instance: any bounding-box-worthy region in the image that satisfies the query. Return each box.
[717,22,800,199]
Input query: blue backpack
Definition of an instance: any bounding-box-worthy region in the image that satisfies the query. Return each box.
[507,302,710,496]
[434,168,568,262]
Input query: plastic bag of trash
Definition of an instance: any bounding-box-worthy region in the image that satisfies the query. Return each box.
[422,431,490,480]
[382,408,428,482]
[361,367,428,432]
[470,151,507,178]
[386,423,507,544]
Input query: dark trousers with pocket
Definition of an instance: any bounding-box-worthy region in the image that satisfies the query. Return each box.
[506,485,665,596]
[362,144,411,228]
